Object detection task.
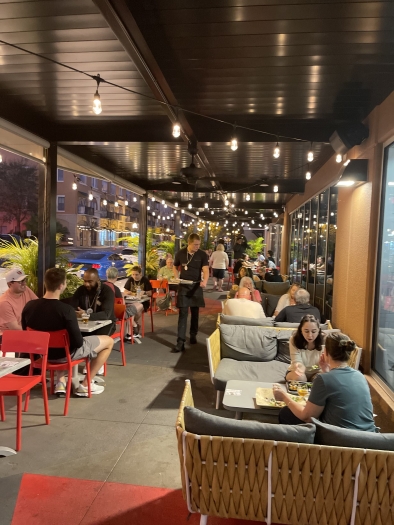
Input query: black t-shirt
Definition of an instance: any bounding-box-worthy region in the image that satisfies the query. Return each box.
[174,248,209,282]
[124,275,153,294]
[22,298,84,360]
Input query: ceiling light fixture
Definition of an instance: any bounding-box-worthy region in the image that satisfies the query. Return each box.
[92,74,102,115]
[336,154,343,163]
[274,185,279,192]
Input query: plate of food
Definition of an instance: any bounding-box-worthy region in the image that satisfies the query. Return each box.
[286,381,313,393]
[255,387,306,408]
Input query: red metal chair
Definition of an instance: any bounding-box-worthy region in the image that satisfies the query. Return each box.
[111,303,127,366]
[226,267,235,289]
[28,328,92,417]
[0,330,50,451]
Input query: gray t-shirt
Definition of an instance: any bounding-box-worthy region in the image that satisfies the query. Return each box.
[308,367,376,431]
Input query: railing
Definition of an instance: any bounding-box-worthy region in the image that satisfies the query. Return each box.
[78,206,95,216]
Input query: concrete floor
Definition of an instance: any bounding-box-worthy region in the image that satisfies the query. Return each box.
[0,287,226,525]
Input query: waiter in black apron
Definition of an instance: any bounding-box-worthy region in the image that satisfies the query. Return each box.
[172,233,209,353]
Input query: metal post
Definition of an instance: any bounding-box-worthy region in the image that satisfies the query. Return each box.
[38,143,57,296]
[174,213,181,253]
[138,194,147,273]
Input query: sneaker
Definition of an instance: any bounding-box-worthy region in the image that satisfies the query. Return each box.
[133,325,141,337]
[82,366,104,375]
[76,382,105,397]
[54,381,66,397]
[124,333,132,342]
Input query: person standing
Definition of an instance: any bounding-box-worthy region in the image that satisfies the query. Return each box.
[209,244,229,291]
[172,233,209,353]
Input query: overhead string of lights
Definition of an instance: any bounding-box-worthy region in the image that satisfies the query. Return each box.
[0,38,321,145]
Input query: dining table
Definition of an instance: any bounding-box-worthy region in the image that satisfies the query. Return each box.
[0,357,31,457]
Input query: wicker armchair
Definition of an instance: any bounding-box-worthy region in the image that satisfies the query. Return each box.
[176,380,394,525]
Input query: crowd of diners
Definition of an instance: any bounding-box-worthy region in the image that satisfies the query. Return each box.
[0,234,377,436]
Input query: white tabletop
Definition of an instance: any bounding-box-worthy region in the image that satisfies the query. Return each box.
[78,319,112,333]
[0,357,31,378]
[223,380,286,413]
[124,295,149,302]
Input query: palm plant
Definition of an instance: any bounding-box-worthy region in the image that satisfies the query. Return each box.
[119,228,161,277]
[246,236,266,258]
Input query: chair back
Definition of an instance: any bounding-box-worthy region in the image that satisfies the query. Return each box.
[27,327,72,364]
[227,267,233,274]
[150,279,169,291]
[114,297,124,305]
[2,330,50,356]
[114,303,126,321]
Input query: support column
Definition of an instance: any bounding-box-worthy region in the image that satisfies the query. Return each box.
[138,194,147,273]
[38,143,57,296]
[174,213,181,254]
[280,211,290,276]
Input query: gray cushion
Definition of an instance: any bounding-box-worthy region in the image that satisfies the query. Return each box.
[312,418,393,450]
[275,330,293,364]
[185,406,315,443]
[261,293,280,317]
[262,281,290,296]
[220,314,274,327]
[214,359,288,391]
[219,324,277,361]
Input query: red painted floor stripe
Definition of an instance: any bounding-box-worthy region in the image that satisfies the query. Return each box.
[11,474,272,525]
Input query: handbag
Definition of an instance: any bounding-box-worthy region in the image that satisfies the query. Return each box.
[156,293,171,311]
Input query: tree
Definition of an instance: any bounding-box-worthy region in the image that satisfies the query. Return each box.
[24,214,69,237]
[0,160,38,233]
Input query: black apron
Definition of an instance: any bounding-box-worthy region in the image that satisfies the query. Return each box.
[176,282,205,308]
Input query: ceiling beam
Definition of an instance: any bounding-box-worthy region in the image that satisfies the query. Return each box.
[93,0,218,186]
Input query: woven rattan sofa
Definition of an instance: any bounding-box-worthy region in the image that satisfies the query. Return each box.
[176,379,394,525]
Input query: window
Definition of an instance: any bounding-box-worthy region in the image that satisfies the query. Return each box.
[91,178,98,189]
[57,195,65,212]
[102,181,108,192]
[110,183,116,195]
[79,175,87,185]
[57,169,64,182]
[119,187,123,196]
[373,141,394,390]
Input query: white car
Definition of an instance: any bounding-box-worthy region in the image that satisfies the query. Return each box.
[120,248,138,264]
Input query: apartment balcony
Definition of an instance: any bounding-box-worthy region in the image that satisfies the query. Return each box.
[78,206,95,216]
[100,210,120,220]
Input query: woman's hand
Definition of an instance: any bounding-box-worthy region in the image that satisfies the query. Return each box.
[273,384,286,402]
[294,362,306,378]
[319,352,330,373]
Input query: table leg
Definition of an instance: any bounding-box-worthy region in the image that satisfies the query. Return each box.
[235,411,243,420]
[0,446,17,457]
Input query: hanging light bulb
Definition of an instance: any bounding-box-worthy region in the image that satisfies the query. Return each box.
[274,185,279,192]
[211,210,214,215]
[196,211,199,215]
[0,154,2,162]
[188,203,192,209]
[92,74,102,115]
[273,141,280,159]
[133,197,137,202]
[175,202,178,207]
[124,200,128,206]
[172,121,181,138]
[147,206,150,211]
[88,189,93,201]
[246,194,250,201]
[336,154,342,163]
[231,204,235,208]
[114,199,119,207]
[223,206,227,211]
[306,170,311,180]
[225,199,229,206]
[205,202,209,208]
[230,137,238,151]
[152,197,155,202]
[72,181,77,190]
[162,200,165,205]
[307,143,314,162]
[245,210,248,215]
[152,212,156,216]
[103,198,107,206]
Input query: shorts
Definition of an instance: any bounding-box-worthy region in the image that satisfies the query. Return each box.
[50,335,101,364]
[212,268,225,279]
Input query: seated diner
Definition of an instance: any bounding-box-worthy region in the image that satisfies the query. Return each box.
[275,288,322,323]
[274,282,300,317]
[223,286,266,318]
[123,265,152,338]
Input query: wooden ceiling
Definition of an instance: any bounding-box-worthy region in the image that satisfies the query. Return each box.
[0,0,394,219]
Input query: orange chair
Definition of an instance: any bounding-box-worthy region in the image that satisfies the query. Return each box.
[150,279,169,311]
[226,267,235,289]
[28,328,91,417]
[111,303,127,366]
[0,330,50,451]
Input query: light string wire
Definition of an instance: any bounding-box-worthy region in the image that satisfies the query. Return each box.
[0,38,309,143]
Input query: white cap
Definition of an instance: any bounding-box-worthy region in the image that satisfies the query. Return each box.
[6,268,27,283]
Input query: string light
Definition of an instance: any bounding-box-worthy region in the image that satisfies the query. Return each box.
[211,210,214,215]
[230,125,238,151]
[103,198,107,206]
[274,185,279,192]
[133,197,137,202]
[88,189,93,201]
[306,170,311,180]
[188,203,192,209]
[152,197,155,201]
[175,202,178,207]
[336,154,342,163]
[147,206,150,210]
[196,211,199,215]
[225,199,229,205]
[124,200,128,206]
[162,200,165,204]
[92,74,102,115]
[245,210,248,215]
[273,212,278,217]
[307,143,314,162]
[114,199,119,207]
[205,202,209,208]
[172,121,181,138]
[246,194,250,201]
[273,141,280,159]
[72,181,77,190]
[152,212,155,216]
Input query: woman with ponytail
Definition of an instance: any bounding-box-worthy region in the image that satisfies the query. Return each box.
[273,332,376,431]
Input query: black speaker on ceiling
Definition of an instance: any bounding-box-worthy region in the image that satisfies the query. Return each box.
[329,122,369,155]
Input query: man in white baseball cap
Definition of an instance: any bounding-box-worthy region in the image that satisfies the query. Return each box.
[0,268,37,339]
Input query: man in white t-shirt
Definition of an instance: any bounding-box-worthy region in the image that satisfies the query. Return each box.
[223,287,266,319]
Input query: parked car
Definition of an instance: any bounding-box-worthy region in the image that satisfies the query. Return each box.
[120,248,138,264]
[70,252,127,280]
